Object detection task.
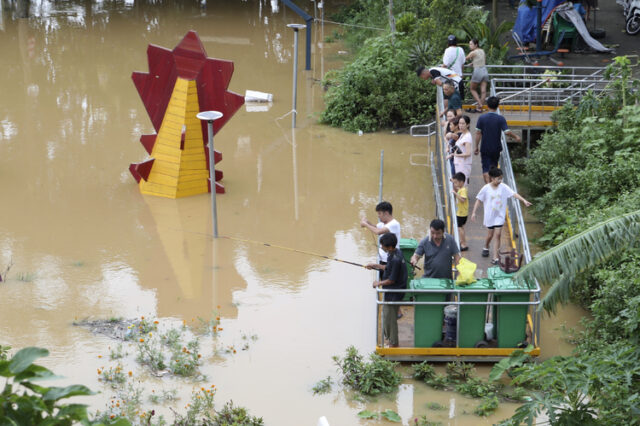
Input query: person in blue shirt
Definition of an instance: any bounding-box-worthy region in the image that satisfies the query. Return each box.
[474,96,521,183]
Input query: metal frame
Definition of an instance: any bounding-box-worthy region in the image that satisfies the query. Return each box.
[375,65,617,360]
[376,87,541,361]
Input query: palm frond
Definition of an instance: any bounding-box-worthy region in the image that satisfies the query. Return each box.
[514,210,640,313]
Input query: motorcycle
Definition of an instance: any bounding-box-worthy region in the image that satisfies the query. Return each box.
[621,0,640,34]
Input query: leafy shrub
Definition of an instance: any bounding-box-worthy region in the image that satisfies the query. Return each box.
[333,346,402,396]
[311,376,332,395]
[321,34,434,132]
[0,347,127,425]
[507,342,640,425]
[473,395,499,416]
[445,361,475,382]
[321,0,505,132]
[455,377,501,398]
[412,361,436,381]
[209,401,264,426]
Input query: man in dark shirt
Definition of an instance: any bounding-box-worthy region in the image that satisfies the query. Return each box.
[474,96,521,183]
[442,82,462,116]
[366,233,407,347]
[410,219,461,279]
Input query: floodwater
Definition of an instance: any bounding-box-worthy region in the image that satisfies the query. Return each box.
[0,1,584,424]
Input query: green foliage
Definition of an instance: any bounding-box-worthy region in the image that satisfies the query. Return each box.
[333,346,402,396]
[357,409,378,419]
[356,409,401,422]
[0,345,10,361]
[473,395,499,416]
[322,0,511,132]
[461,14,514,64]
[311,376,332,395]
[505,56,640,426]
[208,400,264,426]
[134,325,201,377]
[522,58,640,249]
[380,409,402,422]
[412,361,436,381]
[395,12,417,34]
[454,377,501,398]
[321,34,434,132]
[445,361,475,382]
[171,388,263,426]
[424,373,448,390]
[0,347,121,426]
[414,418,443,426]
[506,342,640,425]
[425,402,446,410]
[489,345,534,382]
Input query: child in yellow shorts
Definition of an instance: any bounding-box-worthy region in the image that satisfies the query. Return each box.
[452,172,469,251]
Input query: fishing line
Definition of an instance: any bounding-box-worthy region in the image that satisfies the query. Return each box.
[220,235,420,271]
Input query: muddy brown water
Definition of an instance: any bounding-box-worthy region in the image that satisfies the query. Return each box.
[0,1,585,424]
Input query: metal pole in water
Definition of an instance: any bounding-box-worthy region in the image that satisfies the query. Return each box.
[378,150,384,203]
[287,23,306,128]
[377,150,384,262]
[197,111,224,238]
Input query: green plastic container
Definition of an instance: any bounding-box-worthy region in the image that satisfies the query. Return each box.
[487,266,514,281]
[455,279,493,347]
[411,278,453,347]
[399,238,418,301]
[493,278,531,348]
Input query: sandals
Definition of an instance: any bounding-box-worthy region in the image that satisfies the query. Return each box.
[460,246,469,252]
[481,248,490,257]
[491,258,499,265]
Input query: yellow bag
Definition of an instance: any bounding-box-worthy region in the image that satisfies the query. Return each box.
[455,257,477,286]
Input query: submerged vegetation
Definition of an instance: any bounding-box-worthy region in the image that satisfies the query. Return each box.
[333,346,402,396]
[0,314,263,425]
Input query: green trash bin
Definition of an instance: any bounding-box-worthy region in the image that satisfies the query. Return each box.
[399,239,418,301]
[487,266,514,281]
[493,277,531,348]
[455,279,493,348]
[411,278,452,347]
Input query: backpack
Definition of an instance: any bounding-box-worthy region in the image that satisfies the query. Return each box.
[498,249,521,273]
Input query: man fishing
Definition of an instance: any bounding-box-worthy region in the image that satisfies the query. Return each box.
[365,233,407,348]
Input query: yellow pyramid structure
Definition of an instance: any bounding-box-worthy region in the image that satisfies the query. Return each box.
[139,78,210,198]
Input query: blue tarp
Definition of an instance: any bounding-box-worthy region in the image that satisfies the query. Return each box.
[513,0,565,43]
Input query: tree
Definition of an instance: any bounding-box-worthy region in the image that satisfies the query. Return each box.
[514,210,640,313]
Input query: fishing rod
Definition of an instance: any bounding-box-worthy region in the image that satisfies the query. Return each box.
[220,235,420,271]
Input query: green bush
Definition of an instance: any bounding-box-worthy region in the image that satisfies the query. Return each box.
[321,34,434,132]
[333,346,402,396]
[321,0,508,132]
[507,342,640,425]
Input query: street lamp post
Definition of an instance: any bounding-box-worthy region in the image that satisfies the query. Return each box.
[287,23,306,128]
[196,111,224,238]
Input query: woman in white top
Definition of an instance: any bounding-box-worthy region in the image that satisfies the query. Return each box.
[465,39,488,113]
[447,115,472,185]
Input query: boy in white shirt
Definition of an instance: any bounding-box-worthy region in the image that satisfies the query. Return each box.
[361,201,401,267]
[471,167,531,264]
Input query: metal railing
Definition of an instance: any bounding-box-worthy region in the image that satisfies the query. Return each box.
[487,66,613,117]
[491,82,544,344]
[376,81,544,354]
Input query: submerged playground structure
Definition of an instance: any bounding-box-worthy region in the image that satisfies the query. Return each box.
[129,31,244,198]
